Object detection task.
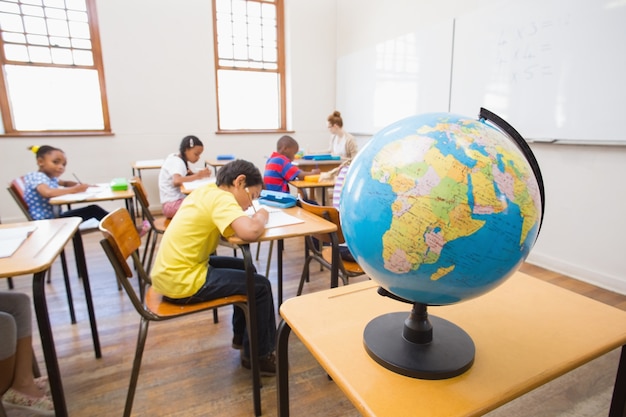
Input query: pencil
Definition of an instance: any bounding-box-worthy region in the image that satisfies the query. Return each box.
[246,188,257,213]
[72,173,82,184]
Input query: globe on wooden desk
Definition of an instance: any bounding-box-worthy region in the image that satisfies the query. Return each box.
[340,108,545,379]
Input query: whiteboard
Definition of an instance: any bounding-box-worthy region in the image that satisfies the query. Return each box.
[336,20,453,135]
[450,0,626,143]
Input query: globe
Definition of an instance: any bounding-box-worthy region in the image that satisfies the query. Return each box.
[340,110,544,379]
[340,111,544,306]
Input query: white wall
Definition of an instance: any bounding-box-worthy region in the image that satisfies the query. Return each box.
[2,0,624,294]
[0,0,337,221]
[336,0,626,294]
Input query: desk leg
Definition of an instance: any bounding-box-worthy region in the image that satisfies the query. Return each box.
[125,197,136,225]
[330,233,340,288]
[240,244,262,416]
[277,239,284,306]
[72,231,102,358]
[276,319,292,417]
[609,345,626,417]
[33,270,68,417]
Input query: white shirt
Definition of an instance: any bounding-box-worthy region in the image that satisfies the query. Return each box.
[158,153,187,204]
[330,134,347,157]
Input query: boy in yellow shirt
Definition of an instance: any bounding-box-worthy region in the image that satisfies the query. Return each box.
[151,159,277,375]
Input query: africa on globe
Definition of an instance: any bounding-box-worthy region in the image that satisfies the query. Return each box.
[340,112,543,306]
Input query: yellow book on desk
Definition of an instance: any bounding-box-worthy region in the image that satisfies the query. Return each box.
[304,174,320,182]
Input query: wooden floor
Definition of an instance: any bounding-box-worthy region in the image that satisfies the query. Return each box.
[4,231,626,417]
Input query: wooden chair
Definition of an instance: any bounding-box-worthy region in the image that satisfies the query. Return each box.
[297,199,365,296]
[6,177,77,323]
[129,177,170,274]
[98,207,260,417]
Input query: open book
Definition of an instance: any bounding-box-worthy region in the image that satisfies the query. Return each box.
[244,202,304,229]
[0,225,37,258]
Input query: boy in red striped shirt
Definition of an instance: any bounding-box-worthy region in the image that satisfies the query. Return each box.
[263,135,319,193]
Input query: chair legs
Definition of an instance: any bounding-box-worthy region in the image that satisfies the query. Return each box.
[140,229,161,276]
[145,232,159,275]
[124,318,150,417]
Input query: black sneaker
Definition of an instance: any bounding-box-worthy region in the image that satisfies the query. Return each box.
[232,334,244,350]
[241,352,276,376]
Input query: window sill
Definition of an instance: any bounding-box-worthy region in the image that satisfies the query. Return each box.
[0,130,115,138]
[215,129,295,135]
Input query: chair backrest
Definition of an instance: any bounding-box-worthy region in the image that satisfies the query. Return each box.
[99,207,142,278]
[7,177,33,220]
[130,177,156,224]
[99,207,157,315]
[298,199,346,244]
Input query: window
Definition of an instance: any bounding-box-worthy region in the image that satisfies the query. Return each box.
[0,0,110,136]
[212,0,286,132]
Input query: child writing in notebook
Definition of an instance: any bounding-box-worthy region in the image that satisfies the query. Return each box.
[22,145,149,235]
[23,145,108,222]
[158,135,212,219]
[264,135,320,193]
[151,159,277,375]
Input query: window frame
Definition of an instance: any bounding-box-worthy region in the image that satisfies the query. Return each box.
[211,0,288,134]
[0,0,111,137]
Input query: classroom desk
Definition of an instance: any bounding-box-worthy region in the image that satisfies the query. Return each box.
[288,179,335,205]
[131,159,164,214]
[226,205,336,415]
[0,218,101,417]
[276,274,626,417]
[206,158,234,175]
[227,205,338,307]
[50,184,136,223]
[131,159,164,179]
[292,158,345,173]
[180,177,217,194]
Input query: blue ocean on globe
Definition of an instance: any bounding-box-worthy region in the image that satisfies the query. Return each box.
[340,112,543,305]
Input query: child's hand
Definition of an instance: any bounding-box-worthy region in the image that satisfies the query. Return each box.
[311,168,321,175]
[197,168,212,178]
[73,183,89,193]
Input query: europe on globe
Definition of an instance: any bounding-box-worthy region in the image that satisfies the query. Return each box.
[340,111,543,306]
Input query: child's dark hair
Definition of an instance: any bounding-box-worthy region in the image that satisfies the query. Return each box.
[29,145,62,159]
[178,135,204,168]
[216,159,263,188]
[276,135,298,152]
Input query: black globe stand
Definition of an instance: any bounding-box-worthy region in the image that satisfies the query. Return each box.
[363,288,475,380]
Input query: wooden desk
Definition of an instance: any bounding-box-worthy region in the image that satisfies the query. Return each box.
[131,159,164,214]
[276,274,626,417]
[292,158,345,173]
[206,158,234,175]
[226,205,336,415]
[228,205,338,306]
[0,218,101,417]
[288,179,335,205]
[180,177,216,195]
[131,159,164,179]
[50,184,136,223]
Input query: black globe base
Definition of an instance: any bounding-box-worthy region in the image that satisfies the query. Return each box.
[363,304,475,380]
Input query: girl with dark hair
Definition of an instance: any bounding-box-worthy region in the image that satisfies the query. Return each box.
[158,135,212,218]
[22,145,150,235]
[23,145,108,222]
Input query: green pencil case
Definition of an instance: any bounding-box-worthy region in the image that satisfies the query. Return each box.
[110,177,128,191]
